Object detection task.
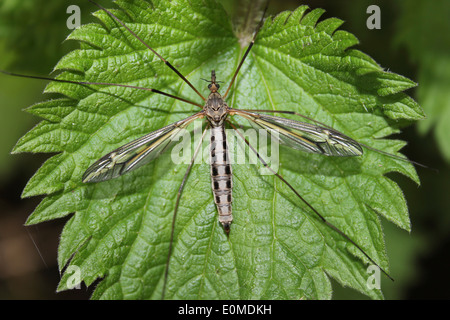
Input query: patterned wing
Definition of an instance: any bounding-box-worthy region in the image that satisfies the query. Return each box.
[82,113,204,183]
[231,110,362,156]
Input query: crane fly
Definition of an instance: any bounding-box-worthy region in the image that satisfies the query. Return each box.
[2,0,423,299]
[82,68,364,230]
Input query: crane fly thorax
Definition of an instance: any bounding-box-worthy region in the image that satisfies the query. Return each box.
[204,70,228,127]
[204,92,229,127]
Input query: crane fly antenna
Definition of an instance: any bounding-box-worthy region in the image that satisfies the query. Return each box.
[223,2,268,99]
[227,119,394,282]
[201,78,224,83]
[88,0,206,101]
[0,69,203,108]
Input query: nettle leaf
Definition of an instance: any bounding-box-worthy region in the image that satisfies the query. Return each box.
[13,0,423,299]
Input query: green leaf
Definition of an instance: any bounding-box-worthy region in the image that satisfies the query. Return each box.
[13,0,423,299]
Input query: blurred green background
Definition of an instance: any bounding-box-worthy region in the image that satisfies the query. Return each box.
[0,0,449,299]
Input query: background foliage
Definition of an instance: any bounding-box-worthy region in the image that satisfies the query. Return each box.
[0,0,449,299]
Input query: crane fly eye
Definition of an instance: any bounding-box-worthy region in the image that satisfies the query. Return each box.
[216,83,220,89]
[208,84,212,89]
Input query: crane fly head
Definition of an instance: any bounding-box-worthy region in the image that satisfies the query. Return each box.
[207,70,220,93]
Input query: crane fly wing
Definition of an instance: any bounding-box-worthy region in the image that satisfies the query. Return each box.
[82,113,204,183]
[231,110,363,157]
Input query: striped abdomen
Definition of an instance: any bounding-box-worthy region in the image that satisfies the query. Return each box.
[210,126,233,233]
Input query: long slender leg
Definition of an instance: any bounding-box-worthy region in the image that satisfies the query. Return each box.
[0,70,203,108]
[236,108,428,168]
[227,119,394,281]
[89,0,206,101]
[162,123,209,299]
[223,4,268,99]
